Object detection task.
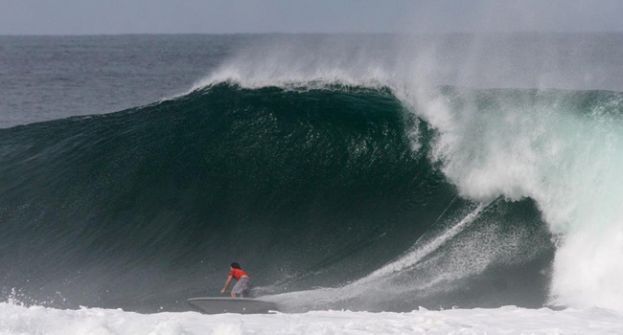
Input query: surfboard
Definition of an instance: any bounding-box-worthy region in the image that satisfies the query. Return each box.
[187,297,280,314]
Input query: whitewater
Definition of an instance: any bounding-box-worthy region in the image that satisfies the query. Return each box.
[3,34,623,333]
[2,303,623,335]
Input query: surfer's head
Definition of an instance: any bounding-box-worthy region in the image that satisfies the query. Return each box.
[230,262,241,269]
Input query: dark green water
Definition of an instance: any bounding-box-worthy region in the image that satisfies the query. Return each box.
[0,84,554,311]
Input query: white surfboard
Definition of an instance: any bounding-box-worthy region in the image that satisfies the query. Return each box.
[187,297,279,314]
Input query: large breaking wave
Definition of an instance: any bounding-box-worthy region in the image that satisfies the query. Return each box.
[0,82,556,312]
[1,45,622,312]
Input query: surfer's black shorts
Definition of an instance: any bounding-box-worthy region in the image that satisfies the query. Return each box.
[232,277,250,297]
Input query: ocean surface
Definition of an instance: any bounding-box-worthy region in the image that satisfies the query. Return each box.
[1,34,623,333]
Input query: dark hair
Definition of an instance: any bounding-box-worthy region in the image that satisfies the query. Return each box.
[230,262,241,269]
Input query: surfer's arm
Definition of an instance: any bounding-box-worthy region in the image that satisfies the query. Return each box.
[221,275,233,293]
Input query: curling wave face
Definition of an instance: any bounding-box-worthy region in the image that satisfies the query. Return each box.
[0,83,558,312]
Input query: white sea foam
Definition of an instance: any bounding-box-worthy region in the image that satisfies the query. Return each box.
[0,302,622,335]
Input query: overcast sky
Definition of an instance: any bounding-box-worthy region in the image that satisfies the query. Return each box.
[2,0,623,35]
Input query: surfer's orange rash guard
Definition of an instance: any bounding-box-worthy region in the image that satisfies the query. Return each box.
[229,268,248,280]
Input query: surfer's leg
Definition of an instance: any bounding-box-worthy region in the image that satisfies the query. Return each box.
[240,278,251,297]
[231,279,243,297]
[232,277,250,298]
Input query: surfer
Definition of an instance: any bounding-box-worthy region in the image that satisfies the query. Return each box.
[221,262,250,298]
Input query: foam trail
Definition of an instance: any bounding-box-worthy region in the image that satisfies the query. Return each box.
[357,202,487,283]
[265,203,490,310]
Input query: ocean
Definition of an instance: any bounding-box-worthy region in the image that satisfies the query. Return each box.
[1,34,623,334]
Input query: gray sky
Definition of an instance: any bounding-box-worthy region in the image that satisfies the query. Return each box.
[2,0,623,35]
